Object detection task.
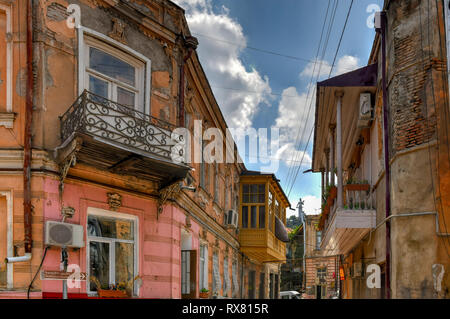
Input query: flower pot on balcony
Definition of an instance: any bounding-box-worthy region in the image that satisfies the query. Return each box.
[97,289,128,298]
[199,292,209,299]
[344,184,370,192]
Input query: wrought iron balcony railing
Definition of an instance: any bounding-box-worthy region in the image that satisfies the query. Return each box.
[60,90,183,161]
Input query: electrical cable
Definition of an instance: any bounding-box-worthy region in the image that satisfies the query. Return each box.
[284,0,338,192]
[286,0,340,195]
[27,246,49,299]
[283,0,333,189]
[286,0,355,197]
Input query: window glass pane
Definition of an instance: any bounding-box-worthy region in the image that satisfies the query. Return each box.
[251,206,257,228]
[243,194,250,203]
[115,242,134,293]
[258,184,265,193]
[242,206,248,228]
[89,241,110,291]
[90,47,135,86]
[251,194,258,203]
[258,194,265,203]
[250,184,258,193]
[89,75,108,99]
[117,87,135,107]
[243,184,249,194]
[88,215,134,240]
[259,206,265,229]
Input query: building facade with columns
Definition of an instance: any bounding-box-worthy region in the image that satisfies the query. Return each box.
[311,0,450,299]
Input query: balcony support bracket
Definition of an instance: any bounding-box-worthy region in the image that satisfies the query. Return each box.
[157,181,182,220]
[58,137,83,202]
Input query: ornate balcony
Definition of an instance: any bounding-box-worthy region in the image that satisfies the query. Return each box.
[56,91,190,187]
[320,184,376,255]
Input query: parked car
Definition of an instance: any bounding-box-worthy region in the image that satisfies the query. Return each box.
[280,291,302,299]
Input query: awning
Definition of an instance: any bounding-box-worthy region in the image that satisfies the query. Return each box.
[275,216,289,243]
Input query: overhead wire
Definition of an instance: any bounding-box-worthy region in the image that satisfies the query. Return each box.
[286,0,354,197]
[286,0,343,197]
[284,0,339,193]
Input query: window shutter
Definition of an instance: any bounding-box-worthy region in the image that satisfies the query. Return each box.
[213,253,221,294]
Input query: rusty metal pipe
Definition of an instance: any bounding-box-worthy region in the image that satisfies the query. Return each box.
[23,0,34,255]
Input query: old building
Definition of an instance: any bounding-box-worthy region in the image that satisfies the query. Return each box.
[312,0,450,299]
[302,214,339,299]
[0,0,251,299]
[238,171,290,299]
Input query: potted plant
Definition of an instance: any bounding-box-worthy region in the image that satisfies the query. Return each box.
[91,275,141,298]
[199,288,209,299]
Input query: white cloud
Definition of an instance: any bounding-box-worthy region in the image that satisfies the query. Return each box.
[173,0,272,130]
[273,55,360,168]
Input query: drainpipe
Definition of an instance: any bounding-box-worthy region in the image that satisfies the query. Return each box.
[6,0,34,263]
[178,36,198,127]
[377,11,391,299]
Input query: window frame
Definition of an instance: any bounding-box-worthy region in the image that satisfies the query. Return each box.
[86,207,139,296]
[241,183,267,229]
[199,243,209,291]
[77,27,151,115]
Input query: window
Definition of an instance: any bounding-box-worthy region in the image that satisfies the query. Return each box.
[316,230,322,249]
[232,260,238,298]
[242,206,248,228]
[223,257,230,296]
[317,267,327,280]
[199,244,208,290]
[268,192,274,232]
[214,162,219,203]
[259,273,265,298]
[248,270,256,299]
[84,38,145,112]
[212,252,221,295]
[259,206,265,229]
[242,184,266,229]
[200,142,205,188]
[87,211,137,295]
[242,184,265,203]
[181,251,190,294]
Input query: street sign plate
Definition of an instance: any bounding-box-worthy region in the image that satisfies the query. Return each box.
[41,270,87,281]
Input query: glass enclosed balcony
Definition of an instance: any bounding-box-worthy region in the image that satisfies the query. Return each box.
[239,172,290,263]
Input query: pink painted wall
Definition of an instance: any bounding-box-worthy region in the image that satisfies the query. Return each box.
[41,177,200,299]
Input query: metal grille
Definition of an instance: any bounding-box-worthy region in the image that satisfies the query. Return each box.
[60,90,184,160]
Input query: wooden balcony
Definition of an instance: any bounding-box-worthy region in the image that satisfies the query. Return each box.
[239,228,286,263]
[56,91,190,187]
[320,184,376,255]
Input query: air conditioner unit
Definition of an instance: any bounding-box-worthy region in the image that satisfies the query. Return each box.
[357,93,373,128]
[45,221,84,248]
[225,210,238,228]
[352,262,363,278]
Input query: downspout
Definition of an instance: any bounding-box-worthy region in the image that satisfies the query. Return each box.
[6,0,34,263]
[178,36,198,127]
[378,11,391,299]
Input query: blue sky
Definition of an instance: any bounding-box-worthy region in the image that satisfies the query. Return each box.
[173,0,383,216]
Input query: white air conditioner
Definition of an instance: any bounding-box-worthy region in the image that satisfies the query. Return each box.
[352,262,363,278]
[225,210,238,228]
[357,93,373,128]
[45,221,84,248]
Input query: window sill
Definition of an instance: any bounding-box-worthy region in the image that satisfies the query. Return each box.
[0,112,16,128]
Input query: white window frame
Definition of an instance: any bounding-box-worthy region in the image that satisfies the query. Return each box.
[232,259,238,298]
[77,26,151,115]
[199,242,208,290]
[0,4,12,113]
[212,251,221,295]
[86,207,139,296]
[0,191,13,289]
[223,256,230,297]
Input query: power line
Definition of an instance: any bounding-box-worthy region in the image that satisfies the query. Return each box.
[283,0,335,191]
[192,32,357,73]
[286,0,354,197]
[285,0,339,194]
